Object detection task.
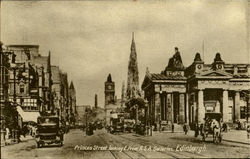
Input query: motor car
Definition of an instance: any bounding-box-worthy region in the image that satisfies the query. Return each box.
[36,116,63,148]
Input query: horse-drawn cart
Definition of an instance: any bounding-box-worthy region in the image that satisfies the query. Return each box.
[200,113,222,144]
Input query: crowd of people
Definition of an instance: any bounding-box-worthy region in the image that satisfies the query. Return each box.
[4,123,38,144]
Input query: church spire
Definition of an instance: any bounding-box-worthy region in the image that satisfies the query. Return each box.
[130,32,136,53]
[127,32,140,99]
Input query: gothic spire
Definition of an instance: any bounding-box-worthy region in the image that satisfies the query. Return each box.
[69,81,75,90]
[127,33,140,99]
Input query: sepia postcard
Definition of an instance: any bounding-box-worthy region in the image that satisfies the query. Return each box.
[0,0,249,158]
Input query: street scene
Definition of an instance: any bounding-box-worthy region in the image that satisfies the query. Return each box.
[1,0,250,159]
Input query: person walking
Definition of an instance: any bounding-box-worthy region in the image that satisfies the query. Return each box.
[183,124,188,135]
[171,123,174,133]
[194,123,199,137]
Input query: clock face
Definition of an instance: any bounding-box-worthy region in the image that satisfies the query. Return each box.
[217,65,222,69]
[108,85,112,90]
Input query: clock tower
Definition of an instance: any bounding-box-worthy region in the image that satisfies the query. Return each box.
[105,74,115,106]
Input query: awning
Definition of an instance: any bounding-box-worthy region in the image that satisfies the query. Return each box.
[17,106,40,123]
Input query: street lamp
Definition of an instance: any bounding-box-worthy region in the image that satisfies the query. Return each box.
[10,62,19,143]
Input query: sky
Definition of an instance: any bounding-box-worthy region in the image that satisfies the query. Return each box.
[1,0,249,108]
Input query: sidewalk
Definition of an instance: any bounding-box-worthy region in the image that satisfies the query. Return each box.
[222,130,250,145]
[147,129,250,145]
[3,135,34,146]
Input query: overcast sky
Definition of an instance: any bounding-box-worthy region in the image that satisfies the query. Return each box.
[1,0,249,107]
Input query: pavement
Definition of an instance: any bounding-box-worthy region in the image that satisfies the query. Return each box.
[3,135,34,147]
[221,130,250,145]
[149,129,250,145]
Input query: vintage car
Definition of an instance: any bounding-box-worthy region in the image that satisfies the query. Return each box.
[36,116,63,148]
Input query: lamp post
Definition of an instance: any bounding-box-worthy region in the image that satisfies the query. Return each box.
[10,62,19,143]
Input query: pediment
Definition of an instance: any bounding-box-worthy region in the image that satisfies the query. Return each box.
[199,70,232,77]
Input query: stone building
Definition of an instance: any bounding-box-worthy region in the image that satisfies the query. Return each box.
[60,72,69,123]
[142,47,250,127]
[0,44,11,146]
[51,66,61,115]
[6,45,45,122]
[6,45,52,113]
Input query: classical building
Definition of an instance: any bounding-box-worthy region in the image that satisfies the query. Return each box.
[142,47,250,127]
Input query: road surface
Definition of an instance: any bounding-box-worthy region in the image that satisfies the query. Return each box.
[1,129,249,159]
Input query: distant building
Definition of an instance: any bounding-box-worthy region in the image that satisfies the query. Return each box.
[76,105,91,126]
[104,74,122,125]
[69,81,77,126]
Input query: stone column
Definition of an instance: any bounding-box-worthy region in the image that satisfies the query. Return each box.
[186,93,189,124]
[179,93,185,124]
[198,89,205,124]
[166,93,172,123]
[155,93,161,124]
[223,90,229,122]
[171,93,174,123]
[234,91,240,121]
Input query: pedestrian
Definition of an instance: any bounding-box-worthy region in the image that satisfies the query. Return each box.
[183,124,188,135]
[237,121,241,130]
[5,127,10,140]
[172,123,174,133]
[194,123,199,137]
[222,123,227,132]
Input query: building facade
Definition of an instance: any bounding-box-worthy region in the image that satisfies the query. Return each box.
[142,48,250,128]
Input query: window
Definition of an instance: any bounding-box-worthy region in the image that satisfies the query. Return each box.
[240,106,246,119]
